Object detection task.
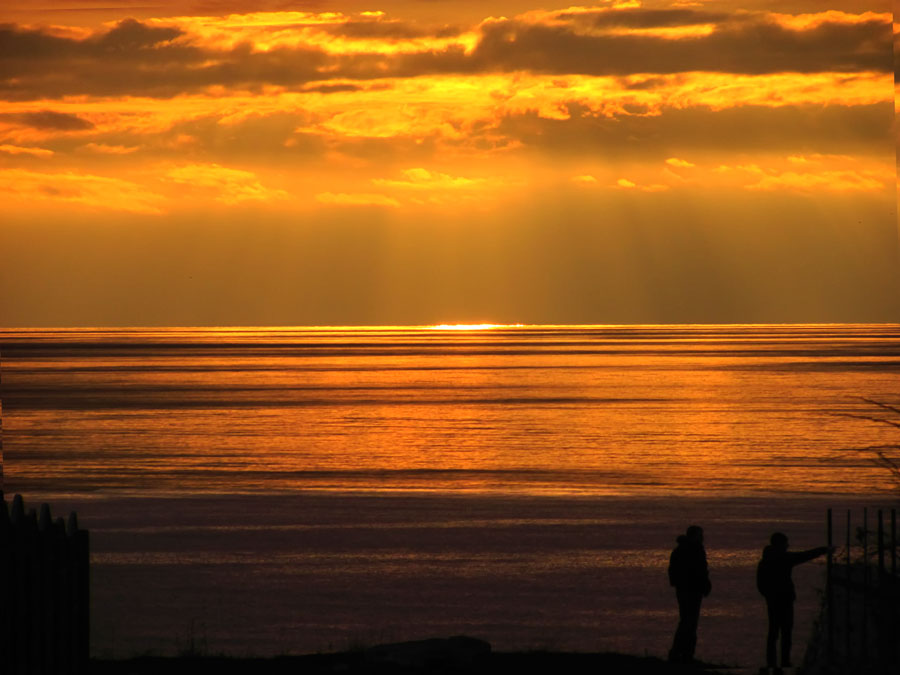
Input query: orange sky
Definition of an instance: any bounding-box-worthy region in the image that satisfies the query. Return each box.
[0,1,897,325]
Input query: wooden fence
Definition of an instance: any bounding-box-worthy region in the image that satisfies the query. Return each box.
[807,507,900,673]
[0,491,89,675]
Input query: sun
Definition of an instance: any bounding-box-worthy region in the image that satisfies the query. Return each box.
[425,323,524,330]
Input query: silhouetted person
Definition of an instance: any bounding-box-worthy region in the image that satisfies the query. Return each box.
[756,532,832,669]
[668,525,711,663]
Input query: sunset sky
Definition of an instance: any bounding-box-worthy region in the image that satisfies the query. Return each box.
[1,0,897,326]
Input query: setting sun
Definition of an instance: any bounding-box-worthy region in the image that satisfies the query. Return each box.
[426,323,524,330]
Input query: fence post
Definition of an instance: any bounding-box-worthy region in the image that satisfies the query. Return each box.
[893,508,898,671]
[0,495,11,675]
[26,508,41,675]
[68,511,89,675]
[845,509,851,663]
[11,495,26,675]
[862,507,868,664]
[826,508,833,662]
[892,509,896,578]
[39,503,62,675]
[53,517,71,675]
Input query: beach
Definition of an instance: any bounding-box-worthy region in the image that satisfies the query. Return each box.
[22,490,864,668]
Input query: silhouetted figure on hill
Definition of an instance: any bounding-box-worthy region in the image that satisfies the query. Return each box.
[756,532,832,669]
[667,525,711,664]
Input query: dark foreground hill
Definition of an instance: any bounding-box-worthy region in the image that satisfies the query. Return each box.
[90,636,733,675]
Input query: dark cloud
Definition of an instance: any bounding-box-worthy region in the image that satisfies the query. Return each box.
[0,12,891,100]
[494,103,893,157]
[92,18,183,51]
[0,20,190,63]
[703,0,889,11]
[0,32,327,99]
[894,28,900,78]
[472,15,892,76]
[0,23,80,60]
[300,82,364,93]
[2,110,94,130]
[558,8,733,29]
[325,19,462,39]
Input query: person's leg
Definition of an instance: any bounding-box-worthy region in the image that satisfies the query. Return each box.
[669,591,682,661]
[683,592,702,660]
[765,599,780,667]
[670,591,686,661]
[670,589,700,662]
[781,601,794,667]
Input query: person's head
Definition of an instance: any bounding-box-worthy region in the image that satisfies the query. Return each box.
[686,525,704,544]
[770,532,789,551]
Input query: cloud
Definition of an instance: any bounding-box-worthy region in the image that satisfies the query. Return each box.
[315,191,400,207]
[473,11,891,77]
[0,144,53,157]
[81,142,139,154]
[2,110,94,130]
[0,82,885,167]
[615,177,669,191]
[93,18,183,51]
[165,163,288,204]
[665,157,695,168]
[323,18,464,41]
[496,102,891,158]
[372,167,485,189]
[300,82,366,94]
[0,9,890,184]
[744,169,886,192]
[0,9,891,100]
[705,155,892,192]
[0,168,163,213]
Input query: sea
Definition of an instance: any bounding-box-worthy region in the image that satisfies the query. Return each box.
[1,324,898,665]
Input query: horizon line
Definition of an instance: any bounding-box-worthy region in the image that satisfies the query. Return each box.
[1,322,899,331]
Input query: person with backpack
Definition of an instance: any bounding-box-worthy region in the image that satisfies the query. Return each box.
[667,525,712,663]
[756,532,833,669]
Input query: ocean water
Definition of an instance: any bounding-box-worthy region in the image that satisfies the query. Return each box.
[1,325,898,663]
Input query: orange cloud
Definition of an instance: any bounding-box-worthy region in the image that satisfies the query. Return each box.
[745,170,886,192]
[165,163,288,204]
[615,177,668,191]
[81,143,140,154]
[315,192,400,207]
[706,155,892,193]
[372,167,486,190]
[770,11,891,31]
[0,144,53,157]
[572,174,598,184]
[0,68,884,157]
[0,168,163,213]
[0,7,890,106]
[143,11,477,56]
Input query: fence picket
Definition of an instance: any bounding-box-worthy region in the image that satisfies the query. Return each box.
[0,493,89,675]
